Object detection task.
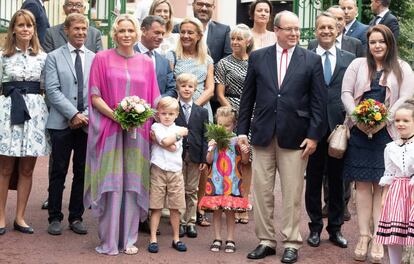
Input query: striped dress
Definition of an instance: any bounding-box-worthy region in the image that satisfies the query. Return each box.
[376,141,414,245]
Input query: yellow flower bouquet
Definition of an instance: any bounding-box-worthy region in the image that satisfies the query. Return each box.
[352,98,388,138]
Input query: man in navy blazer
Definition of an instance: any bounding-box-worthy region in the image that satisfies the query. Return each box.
[340,0,369,48]
[21,0,50,49]
[43,0,103,53]
[238,11,326,263]
[305,12,355,250]
[134,16,176,98]
[369,0,399,40]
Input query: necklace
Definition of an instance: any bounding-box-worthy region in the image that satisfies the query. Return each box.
[399,134,414,147]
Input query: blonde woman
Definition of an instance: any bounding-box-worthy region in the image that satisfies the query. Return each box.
[149,0,179,56]
[84,14,160,255]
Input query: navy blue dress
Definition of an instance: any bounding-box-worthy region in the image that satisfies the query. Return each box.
[343,71,392,182]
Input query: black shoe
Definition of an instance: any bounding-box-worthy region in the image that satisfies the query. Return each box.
[281,248,298,263]
[246,244,276,259]
[172,240,187,252]
[179,224,186,238]
[307,231,320,247]
[14,221,34,234]
[329,231,348,248]
[0,227,6,235]
[69,220,87,235]
[321,204,328,218]
[47,220,62,235]
[344,207,351,221]
[186,225,197,238]
[139,219,151,233]
[41,199,48,210]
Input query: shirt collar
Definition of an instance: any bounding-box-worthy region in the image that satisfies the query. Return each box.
[137,41,151,54]
[276,43,295,54]
[38,0,45,6]
[377,8,389,19]
[345,18,356,32]
[316,44,336,57]
[15,46,33,54]
[67,42,85,53]
[180,99,193,107]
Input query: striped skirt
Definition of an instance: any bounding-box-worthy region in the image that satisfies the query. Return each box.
[376,177,414,245]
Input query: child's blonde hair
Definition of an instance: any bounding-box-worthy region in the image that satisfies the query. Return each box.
[215,106,238,124]
[176,73,198,88]
[156,96,179,112]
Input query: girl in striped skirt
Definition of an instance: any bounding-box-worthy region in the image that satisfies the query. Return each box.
[376,100,414,264]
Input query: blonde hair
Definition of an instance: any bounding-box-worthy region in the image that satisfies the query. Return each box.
[230,24,254,54]
[156,96,179,112]
[3,9,41,57]
[149,0,173,33]
[111,14,139,47]
[215,106,237,124]
[176,17,208,65]
[176,73,198,88]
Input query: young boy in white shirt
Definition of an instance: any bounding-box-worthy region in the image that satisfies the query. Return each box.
[148,96,188,253]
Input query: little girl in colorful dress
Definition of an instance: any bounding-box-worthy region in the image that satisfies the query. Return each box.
[198,106,250,253]
[376,100,414,264]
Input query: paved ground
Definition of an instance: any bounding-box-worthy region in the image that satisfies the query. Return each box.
[0,157,391,264]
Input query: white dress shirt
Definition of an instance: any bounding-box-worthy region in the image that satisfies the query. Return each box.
[68,42,85,74]
[276,43,295,86]
[375,8,390,25]
[316,45,337,77]
[137,42,156,68]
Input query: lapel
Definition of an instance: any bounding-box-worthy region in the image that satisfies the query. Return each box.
[206,21,214,50]
[330,48,344,83]
[133,43,141,53]
[154,51,162,77]
[266,45,278,91]
[380,11,390,24]
[177,102,187,124]
[61,45,77,79]
[280,46,303,89]
[84,50,93,87]
[58,24,68,43]
[347,21,357,35]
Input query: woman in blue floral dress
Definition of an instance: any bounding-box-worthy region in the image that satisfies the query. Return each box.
[0,10,50,235]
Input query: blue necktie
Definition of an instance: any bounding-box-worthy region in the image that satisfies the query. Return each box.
[323,51,332,85]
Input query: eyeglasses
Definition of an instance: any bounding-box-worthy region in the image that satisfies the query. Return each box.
[194,2,214,9]
[65,3,84,9]
[276,26,300,33]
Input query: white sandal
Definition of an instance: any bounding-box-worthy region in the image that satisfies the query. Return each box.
[124,246,138,255]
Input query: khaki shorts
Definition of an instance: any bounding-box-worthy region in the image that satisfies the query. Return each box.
[150,165,185,210]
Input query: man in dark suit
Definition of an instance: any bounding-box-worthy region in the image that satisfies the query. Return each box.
[308,6,364,58]
[339,0,369,48]
[238,11,326,263]
[305,12,355,250]
[134,15,176,98]
[21,0,50,49]
[369,0,399,40]
[43,0,103,53]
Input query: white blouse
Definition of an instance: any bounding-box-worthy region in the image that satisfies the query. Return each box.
[379,141,414,186]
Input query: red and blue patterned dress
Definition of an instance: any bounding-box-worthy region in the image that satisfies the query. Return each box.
[199,137,250,211]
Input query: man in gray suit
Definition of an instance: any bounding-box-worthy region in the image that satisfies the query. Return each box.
[44,13,95,236]
[43,0,102,53]
[41,0,102,211]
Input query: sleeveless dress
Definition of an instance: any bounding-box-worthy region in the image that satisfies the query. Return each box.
[343,71,392,182]
[198,137,250,211]
[376,141,414,245]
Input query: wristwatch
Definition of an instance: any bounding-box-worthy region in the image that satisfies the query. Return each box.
[175,133,182,141]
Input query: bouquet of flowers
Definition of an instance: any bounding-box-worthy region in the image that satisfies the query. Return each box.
[352,98,388,139]
[113,96,155,139]
[205,123,234,150]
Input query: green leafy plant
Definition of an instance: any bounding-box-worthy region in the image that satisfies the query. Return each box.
[205,123,234,150]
